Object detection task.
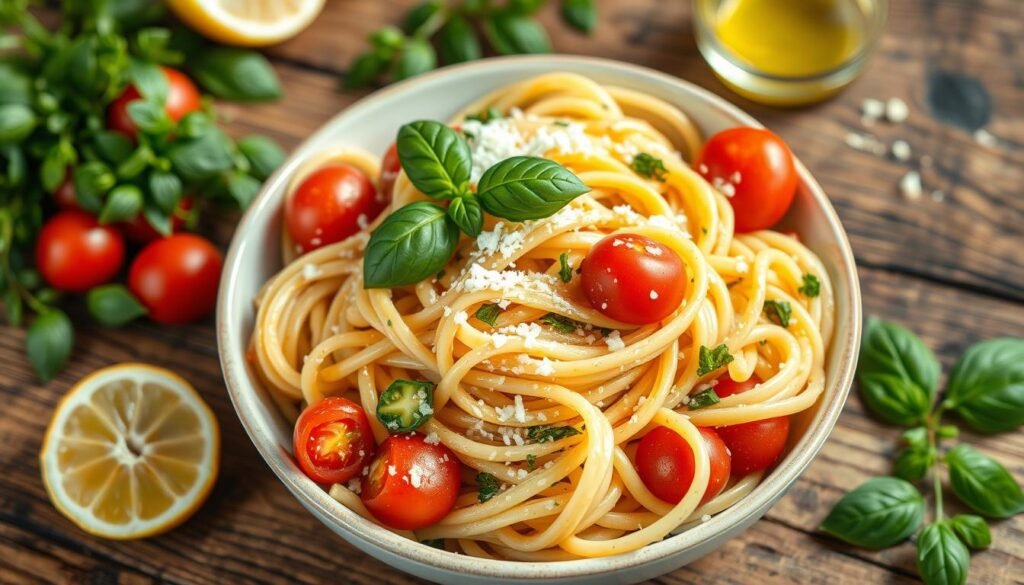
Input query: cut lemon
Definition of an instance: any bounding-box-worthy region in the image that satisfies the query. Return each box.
[166,0,326,47]
[40,363,220,540]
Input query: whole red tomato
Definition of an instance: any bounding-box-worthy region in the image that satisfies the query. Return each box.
[107,67,201,140]
[128,234,222,324]
[36,210,125,292]
[285,163,384,254]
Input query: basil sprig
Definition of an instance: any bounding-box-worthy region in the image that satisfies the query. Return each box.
[821,319,1023,585]
[364,120,589,288]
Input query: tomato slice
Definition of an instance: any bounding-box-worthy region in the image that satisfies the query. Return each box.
[293,397,375,485]
[716,416,790,476]
[635,426,731,505]
[361,433,461,530]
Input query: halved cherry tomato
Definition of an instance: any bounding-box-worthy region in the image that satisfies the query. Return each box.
[378,143,401,201]
[714,374,762,398]
[285,163,384,254]
[119,198,194,244]
[53,172,78,210]
[636,426,731,505]
[107,66,201,140]
[696,128,797,233]
[293,397,376,485]
[128,234,221,324]
[361,433,461,530]
[580,233,685,325]
[716,416,790,476]
[36,210,125,292]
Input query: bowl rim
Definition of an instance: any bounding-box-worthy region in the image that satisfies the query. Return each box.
[216,54,862,580]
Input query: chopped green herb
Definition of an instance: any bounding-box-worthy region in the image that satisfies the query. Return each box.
[701,227,708,235]
[476,472,502,502]
[387,319,393,327]
[540,313,580,335]
[474,303,502,327]
[764,300,792,328]
[527,425,581,443]
[558,252,573,283]
[630,152,668,181]
[466,107,502,123]
[553,120,570,127]
[689,388,721,409]
[759,339,768,346]
[799,273,821,297]
[697,344,734,376]
[526,454,537,471]
[376,379,434,433]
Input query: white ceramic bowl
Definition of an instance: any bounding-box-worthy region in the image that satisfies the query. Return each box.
[217,56,862,585]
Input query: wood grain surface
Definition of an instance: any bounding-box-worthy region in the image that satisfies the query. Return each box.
[2,1,1022,584]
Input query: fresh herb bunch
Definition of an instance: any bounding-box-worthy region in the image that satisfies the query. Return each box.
[821,319,1024,585]
[0,0,285,382]
[346,0,598,88]
[362,117,589,288]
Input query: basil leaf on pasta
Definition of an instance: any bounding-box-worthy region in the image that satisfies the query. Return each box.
[477,156,589,221]
[447,195,483,237]
[396,120,471,200]
[363,202,459,288]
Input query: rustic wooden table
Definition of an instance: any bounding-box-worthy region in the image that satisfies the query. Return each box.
[2,1,1022,583]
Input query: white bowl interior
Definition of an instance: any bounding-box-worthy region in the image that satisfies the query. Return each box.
[217,56,861,584]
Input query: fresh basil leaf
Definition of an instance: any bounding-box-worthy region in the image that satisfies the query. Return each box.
[40,145,70,193]
[128,59,168,103]
[558,251,573,283]
[345,51,385,89]
[540,313,580,334]
[764,299,792,328]
[916,523,968,585]
[404,0,443,34]
[0,103,36,143]
[126,100,172,135]
[820,476,925,549]
[99,185,143,224]
[396,120,471,199]
[237,135,284,181]
[946,444,1024,518]
[477,471,501,502]
[484,11,552,54]
[93,131,133,165]
[697,343,733,376]
[561,0,597,33]
[902,426,928,448]
[169,130,234,182]
[143,205,172,237]
[893,444,934,482]
[527,425,581,443]
[73,161,115,213]
[439,15,482,64]
[86,284,147,327]
[363,202,459,288]
[944,338,1024,433]
[176,111,213,139]
[689,389,720,410]
[224,171,262,208]
[3,287,22,327]
[26,309,73,383]
[509,0,545,14]
[0,61,32,105]
[447,196,483,237]
[135,27,180,63]
[799,273,821,297]
[630,152,667,181]
[148,170,182,213]
[190,47,282,102]
[394,38,436,81]
[116,144,153,179]
[474,304,502,327]
[857,318,939,426]
[949,514,990,550]
[477,156,589,221]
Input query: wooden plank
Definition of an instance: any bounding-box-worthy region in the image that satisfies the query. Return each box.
[1,265,1021,584]
[260,0,1024,300]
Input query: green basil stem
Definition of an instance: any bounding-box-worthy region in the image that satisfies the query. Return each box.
[925,407,948,523]
[0,211,48,315]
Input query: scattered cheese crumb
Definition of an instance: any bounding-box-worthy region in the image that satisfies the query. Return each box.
[861,98,885,121]
[605,331,625,351]
[885,98,909,123]
[899,171,922,200]
[424,432,441,445]
[649,290,659,300]
[891,139,911,161]
[973,128,998,148]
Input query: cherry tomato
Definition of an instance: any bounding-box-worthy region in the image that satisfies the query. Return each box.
[361,433,461,530]
[36,210,125,292]
[293,397,376,485]
[714,374,762,398]
[580,233,686,325]
[107,66,201,140]
[378,143,401,201]
[716,416,790,476]
[636,426,731,505]
[128,234,222,324]
[285,163,384,254]
[119,198,194,244]
[696,128,798,233]
[53,173,78,210]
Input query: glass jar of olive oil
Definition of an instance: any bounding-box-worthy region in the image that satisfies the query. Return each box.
[694,0,888,106]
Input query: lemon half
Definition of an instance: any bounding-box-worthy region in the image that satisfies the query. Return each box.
[166,0,326,47]
[40,363,220,539]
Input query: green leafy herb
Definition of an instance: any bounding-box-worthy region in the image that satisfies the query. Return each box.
[942,338,1024,433]
[363,202,460,288]
[447,195,483,237]
[476,472,502,502]
[484,11,551,55]
[820,477,925,549]
[465,107,503,124]
[438,15,482,64]
[946,444,1024,518]
[798,273,821,297]
[26,310,74,383]
[526,454,537,471]
[376,379,435,433]
[857,317,940,427]
[630,152,667,181]
[697,344,733,376]
[688,388,720,410]
[763,300,792,328]
[561,0,597,32]
[397,120,472,199]
[558,252,573,283]
[238,135,286,181]
[189,47,282,102]
[86,284,147,327]
[527,425,581,443]
[893,443,934,482]
[474,303,502,327]
[916,523,969,585]
[540,313,580,335]
[477,156,590,221]
[949,515,991,549]
[394,38,437,81]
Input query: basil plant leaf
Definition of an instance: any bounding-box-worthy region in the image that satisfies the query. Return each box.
[949,514,991,550]
[189,47,282,102]
[857,318,940,426]
[26,309,73,383]
[447,196,483,237]
[363,202,459,288]
[439,15,482,64]
[944,338,1024,433]
[561,0,597,33]
[477,156,590,221]
[237,135,285,181]
[0,103,37,143]
[148,170,183,213]
[127,59,168,103]
[93,131,134,165]
[946,444,1024,518]
[893,444,934,482]
[484,11,552,54]
[916,523,969,585]
[87,284,147,327]
[396,120,471,200]
[73,161,116,213]
[393,38,436,81]
[169,130,234,182]
[99,185,143,224]
[345,51,385,89]
[819,476,925,549]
